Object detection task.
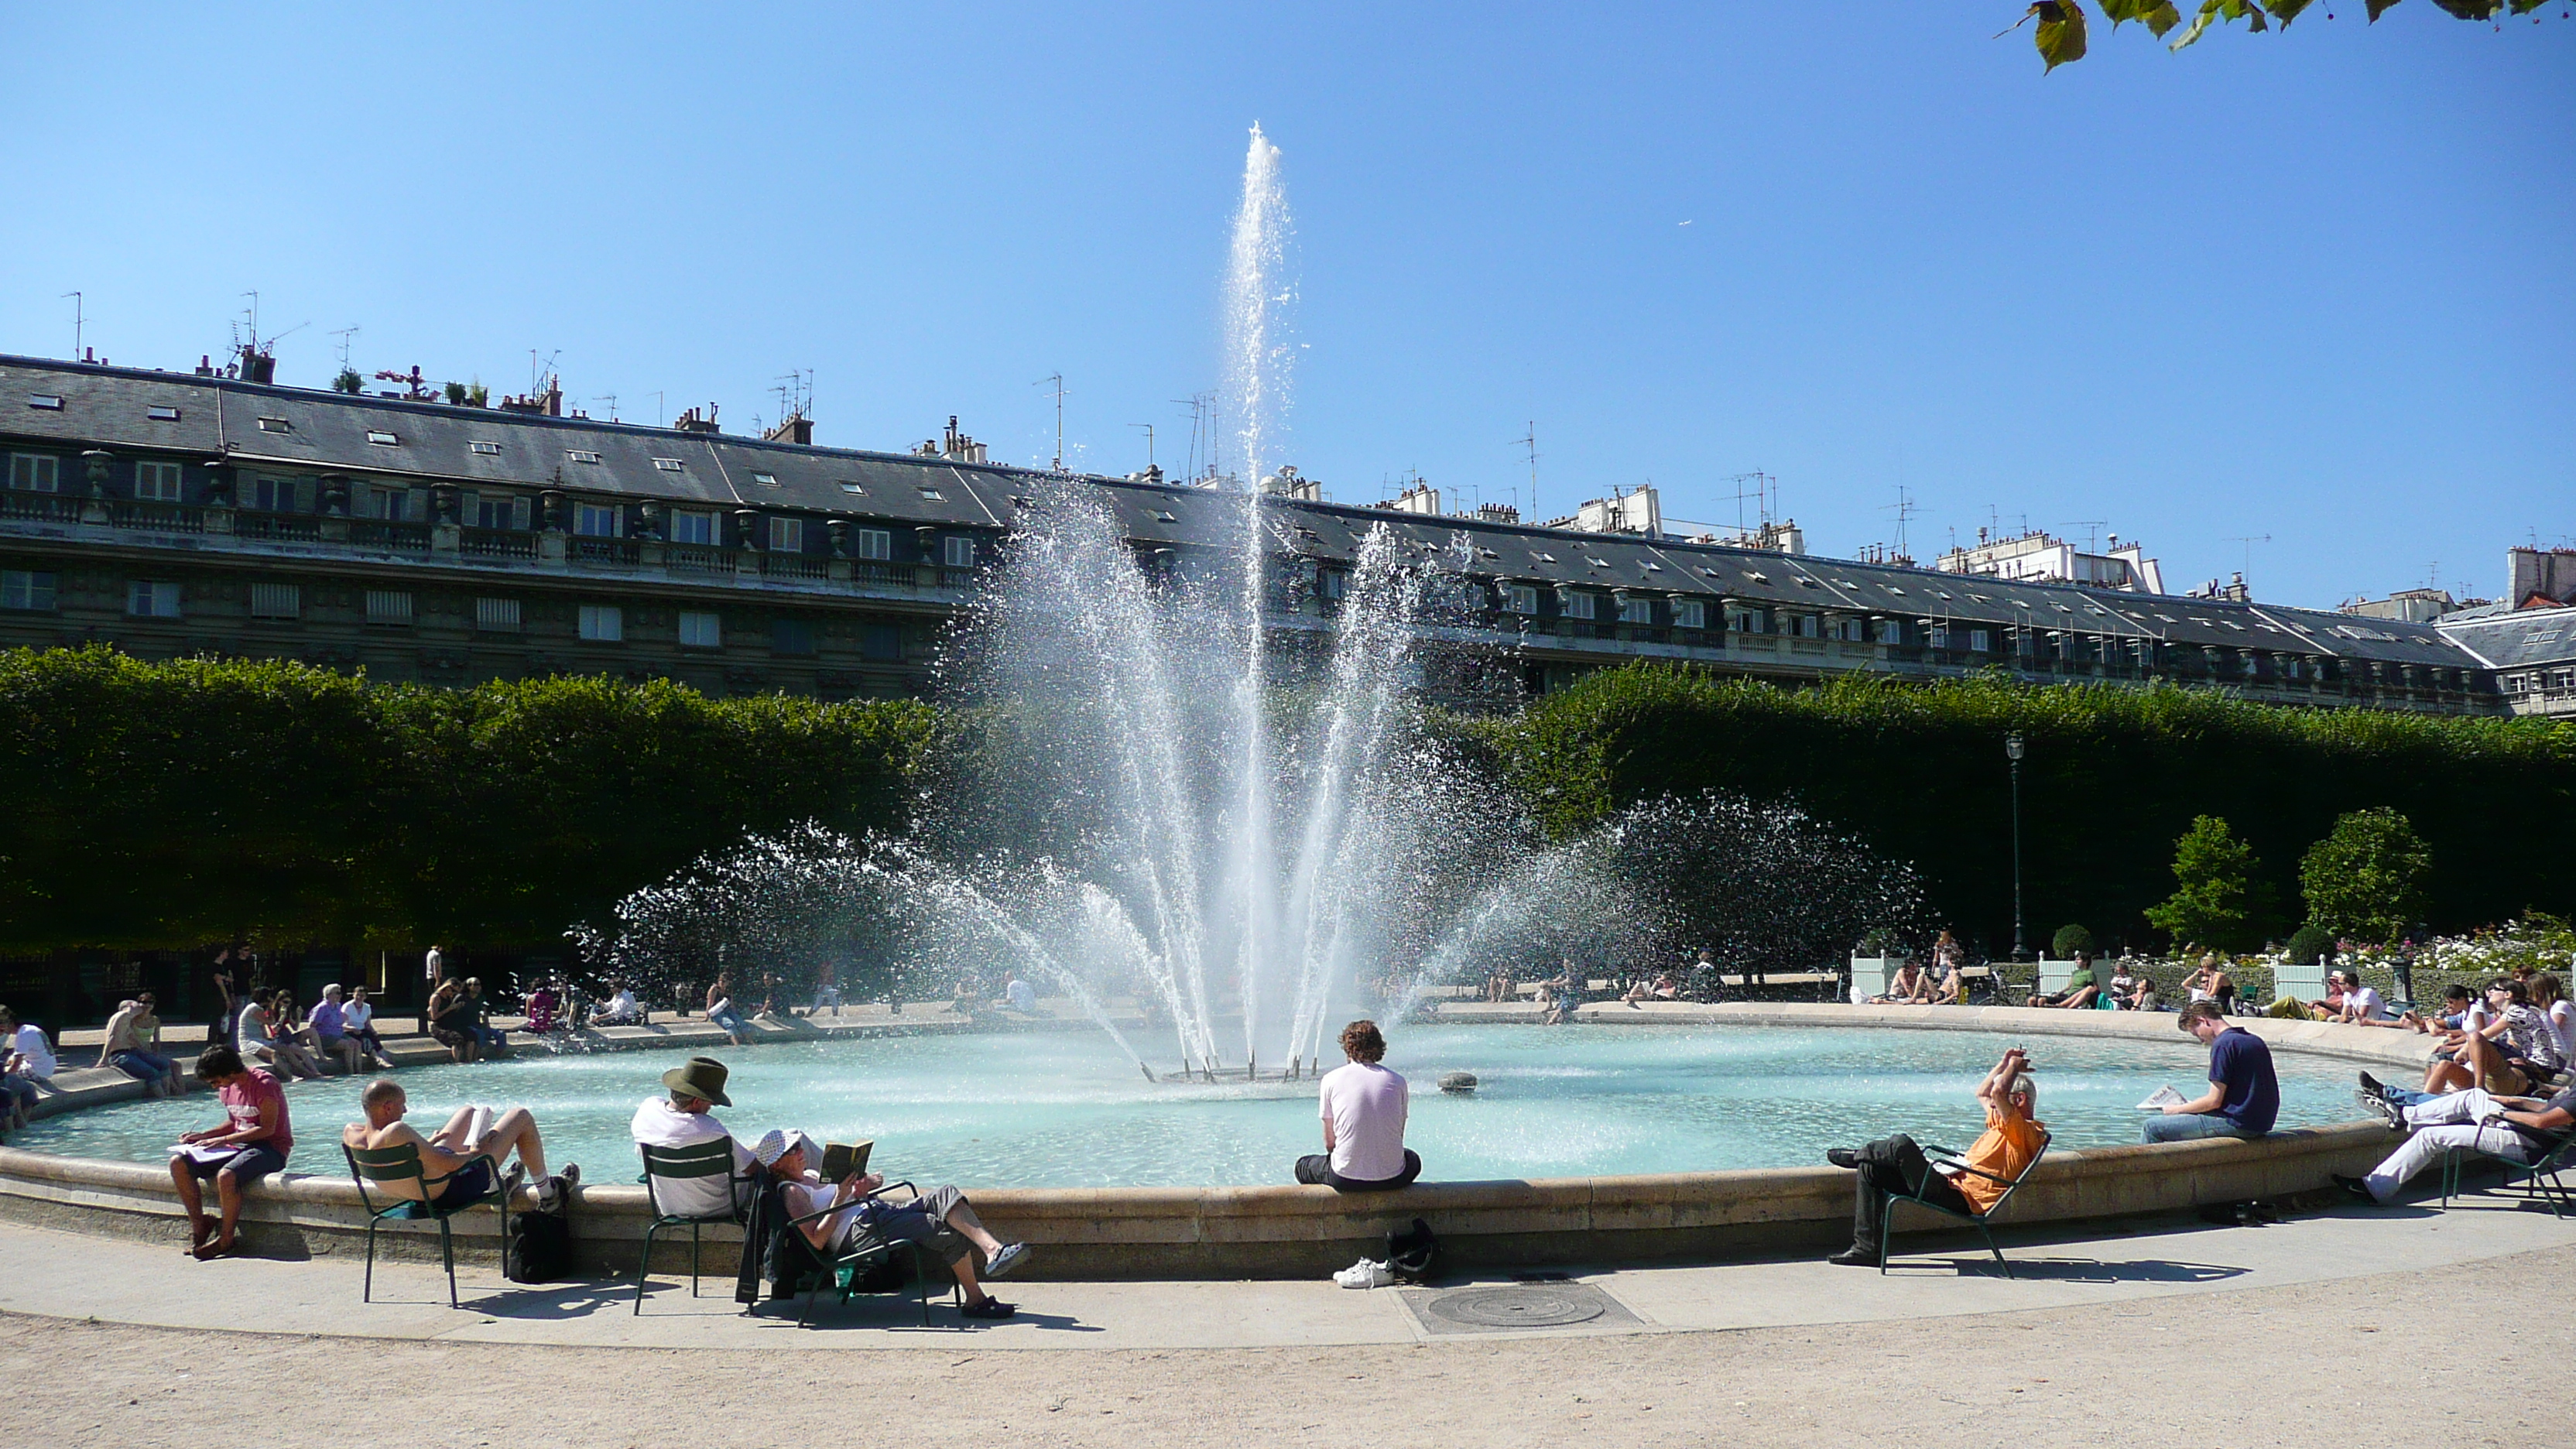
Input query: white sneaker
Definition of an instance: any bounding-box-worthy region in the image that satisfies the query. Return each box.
[1334,1259,1393,1290]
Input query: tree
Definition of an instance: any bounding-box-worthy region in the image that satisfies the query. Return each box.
[2002,1,2564,74]
[2300,807,2432,946]
[2143,814,2273,951]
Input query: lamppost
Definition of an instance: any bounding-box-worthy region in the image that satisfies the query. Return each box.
[2004,731,2026,962]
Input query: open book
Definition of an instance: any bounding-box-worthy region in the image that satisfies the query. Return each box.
[2136,1085,2187,1111]
[170,1142,243,1165]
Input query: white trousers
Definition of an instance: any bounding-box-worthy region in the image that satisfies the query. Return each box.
[2363,1089,2538,1201]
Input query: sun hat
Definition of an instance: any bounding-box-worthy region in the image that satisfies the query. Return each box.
[750,1129,791,1166]
[660,1055,732,1107]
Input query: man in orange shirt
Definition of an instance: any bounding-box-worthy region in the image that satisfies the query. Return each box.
[1824,1046,2044,1268]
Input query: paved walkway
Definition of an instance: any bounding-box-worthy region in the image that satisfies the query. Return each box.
[3,1189,2566,1351]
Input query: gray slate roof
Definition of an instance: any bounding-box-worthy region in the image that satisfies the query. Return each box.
[0,355,2478,669]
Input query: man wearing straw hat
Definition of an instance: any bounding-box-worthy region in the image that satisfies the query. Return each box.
[630,1056,760,1221]
[752,1129,1029,1320]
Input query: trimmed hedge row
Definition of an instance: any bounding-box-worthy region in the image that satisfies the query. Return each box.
[1461,664,2576,955]
[0,646,934,950]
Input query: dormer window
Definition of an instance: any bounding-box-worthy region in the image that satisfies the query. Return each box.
[469,441,502,456]
[839,481,865,495]
[566,450,601,464]
[26,394,63,410]
[147,406,181,422]
[666,460,696,474]
[917,487,944,502]
[366,430,399,447]
[257,416,290,433]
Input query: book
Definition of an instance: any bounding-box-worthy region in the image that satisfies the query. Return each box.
[2136,1085,2187,1110]
[170,1142,242,1165]
[820,1139,874,1181]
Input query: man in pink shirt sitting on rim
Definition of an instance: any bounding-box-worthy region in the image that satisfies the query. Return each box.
[1295,1019,1422,1192]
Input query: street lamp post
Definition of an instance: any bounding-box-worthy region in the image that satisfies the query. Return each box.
[2004,731,2026,962]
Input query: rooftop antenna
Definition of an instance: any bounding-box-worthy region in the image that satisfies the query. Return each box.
[1035,372,1067,471]
[60,292,81,358]
[2064,520,2107,553]
[1727,472,1776,536]
[529,349,560,396]
[649,391,666,428]
[1512,422,1539,522]
[594,393,618,423]
[1882,485,1917,560]
[2224,534,2273,587]
[1130,423,1155,472]
[327,326,360,372]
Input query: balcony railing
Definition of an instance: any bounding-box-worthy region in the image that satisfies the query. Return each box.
[237,511,323,542]
[108,498,206,533]
[0,491,79,523]
[350,518,431,550]
[573,536,642,566]
[762,553,830,581]
[460,527,536,559]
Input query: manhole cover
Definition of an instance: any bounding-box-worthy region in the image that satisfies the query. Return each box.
[1423,1286,1608,1328]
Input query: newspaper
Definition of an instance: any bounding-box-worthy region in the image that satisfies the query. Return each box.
[2136,1085,2187,1110]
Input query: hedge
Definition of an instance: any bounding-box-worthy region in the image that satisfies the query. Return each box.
[1463,664,2576,954]
[0,646,935,951]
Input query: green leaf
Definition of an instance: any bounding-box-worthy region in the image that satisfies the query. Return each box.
[2365,0,2403,19]
[2263,0,2315,24]
[2170,0,2225,47]
[2143,2,2184,34]
[2427,0,2502,15]
[2034,0,2091,68]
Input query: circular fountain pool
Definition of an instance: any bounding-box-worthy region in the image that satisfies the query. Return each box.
[14,1023,2370,1189]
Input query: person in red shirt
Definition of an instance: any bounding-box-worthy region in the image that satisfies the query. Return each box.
[167,1043,293,1259]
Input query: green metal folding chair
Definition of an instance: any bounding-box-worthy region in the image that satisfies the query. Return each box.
[766,1178,960,1327]
[2439,1125,2576,1218]
[1878,1131,2051,1279]
[633,1137,757,1313]
[344,1140,509,1307]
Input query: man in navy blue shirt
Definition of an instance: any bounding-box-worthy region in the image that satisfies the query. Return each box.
[2145,1002,2279,1142]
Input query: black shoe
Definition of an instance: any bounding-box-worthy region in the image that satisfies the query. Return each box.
[2331,1173,2379,1204]
[1827,1246,1880,1267]
[960,1297,1017,1319]
[2355,1091,2405,1132]
[1825,1148,1862,1170]
[2357,1070,2400,1103]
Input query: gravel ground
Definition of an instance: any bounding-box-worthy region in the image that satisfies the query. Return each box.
[5,1242,2555,1448]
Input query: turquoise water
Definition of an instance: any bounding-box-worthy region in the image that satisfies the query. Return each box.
[19,1024,2366,1188]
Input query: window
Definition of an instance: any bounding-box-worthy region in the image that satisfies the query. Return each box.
[468,440,502,456]
[365,590,413,625]
[679,611,722,648]
[1877,618,1905,643]
[943,535,977,568]
[249,582,300,619]
[771,618,816,655]
[365,430,399,447]
[127,581,181,618]
[577,503,622,538]
[656,458,687,474]
[8,454,60,492]
[2505,673,2529,694]
[916,487,944,502]
[256,416,291,433]
[472,494,529,530]
[1561,591,1597,622]
[1318,570,1348,601]
[1928,625,1951,649]
[579,605,623,642]
[1969,629,1993,653]
[1506,584,1539,616]
[769,516,806,553]
[251,475,302,512]
[1675,599,1706,630]
[474,598,521,632]
[670,509,718,546]
[2554,669,2576,692]
[566,450,601,464]
[854,527,891,561]
[0,570,57,611]
[1729,608,1766,632]
[1618,595,1653,625]
[2529,630,2565,646]
[750,470,782,485]
[367,486,411,522]
[1834,617,1865,642]
[1792,613,1821,638]
[839,481,866,495]
[26,394,63,410]
[147,405,180,422]
[861,622,901,662]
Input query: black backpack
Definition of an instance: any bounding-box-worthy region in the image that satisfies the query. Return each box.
[1386,1218,1439,1284]
[505,1201,574,1283]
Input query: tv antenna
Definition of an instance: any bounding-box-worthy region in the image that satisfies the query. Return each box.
[770,368,812,426]
[2064,520,2108,553]
[327,326,360,372]
[594,393,618,423]
[648,391,666,428]
[1130,423,1154,472]
[1035,373,1067,471]
[529,349,560,396]
[1727,471,1776,536]
[60,292,81,358]
[1881,485,1917,560]
[1512,422,1539,522]
[2224,533,2273,585]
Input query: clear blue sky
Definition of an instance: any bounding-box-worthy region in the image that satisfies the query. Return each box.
[5,5,2567,608]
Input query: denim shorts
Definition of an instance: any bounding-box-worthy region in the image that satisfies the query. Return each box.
[182,1143,287,1183]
